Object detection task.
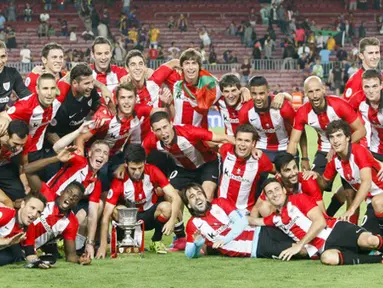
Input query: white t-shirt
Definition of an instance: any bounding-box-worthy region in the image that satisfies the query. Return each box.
[20,49,31,63]
[70,31,77,42]
[40,13,50,22]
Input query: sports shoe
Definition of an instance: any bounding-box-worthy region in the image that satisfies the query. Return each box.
[168,237,187,252]
[149,241,167,254]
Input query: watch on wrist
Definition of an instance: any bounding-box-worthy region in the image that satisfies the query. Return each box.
[301,157,310,161]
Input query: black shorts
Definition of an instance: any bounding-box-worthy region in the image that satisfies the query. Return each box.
[72,199,90,215]
[372,151,383,162]
[324,221,366,253]
[312,151,352,192]
[361,203,381,235]
[256,226,296,258]
[147,150,176,178]
[169,159,219,190]
[0,163,25,201]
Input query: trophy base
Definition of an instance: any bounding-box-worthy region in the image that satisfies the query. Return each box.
[110,220,145,258]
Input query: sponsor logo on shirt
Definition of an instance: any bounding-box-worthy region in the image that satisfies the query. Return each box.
[223,168,252,183]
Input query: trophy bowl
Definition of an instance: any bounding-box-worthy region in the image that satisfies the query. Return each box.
[116,207,139,247]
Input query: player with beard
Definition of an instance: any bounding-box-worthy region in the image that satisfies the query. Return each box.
[287,76,366,222]
[303,120,383,235]
[90,36,128,93]
[218,124,275,213]
[23,157,91,267]
[181,183,306,260]
[75,82,152,192]
[0,193,46,266]
[253,152,324,218]
[344,37,381,100]
[23,136,110,259]
[25,42,65,95]
[97,144,182,256]
[0,120,31,202]
[256,178,383,265]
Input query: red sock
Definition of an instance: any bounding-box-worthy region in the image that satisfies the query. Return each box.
[337,251,344,265]
[157,215,168,223]
[374,210,383,219]
[376,234,383,251]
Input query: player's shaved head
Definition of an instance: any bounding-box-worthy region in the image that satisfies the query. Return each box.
[303,76,323,91]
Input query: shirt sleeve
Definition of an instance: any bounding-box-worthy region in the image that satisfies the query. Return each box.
[23,223,36,250]
[0,207,14,226]
[62,215,79,241]
[7,98,32,121]
[216,198,237,216]
[185,219,197,243]
[88,180,102,203]
[336,99,358,124]
[258,153,274,173]
[323,159,337,182]
[56,81,71,103]
[12,69,32,99]
[302,178,323,202]
[25,72,38,95]
[281,100,296,127]
[187,125,213,142]
[263,213,276,226]
[150,165,170,188]
[106,178,124,206]
[150,65,176,87]
[292,106,307,131]
[238,103,250,124]
[295,194,318,216]
[142,132,157,155]
[354,145,375,170]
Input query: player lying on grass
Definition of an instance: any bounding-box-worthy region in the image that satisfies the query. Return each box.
[181,183,308,260]
[23,151,91,268]
[252,178,383,265]
[252,152,324,218]
[303,119,383,235]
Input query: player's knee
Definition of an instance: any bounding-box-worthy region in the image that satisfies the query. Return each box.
[343,188,356,200]
[157,201,171,219]
[76,209,87,225]
[320,250,340,265]
[371,195,383,213]
[112,205,126,222]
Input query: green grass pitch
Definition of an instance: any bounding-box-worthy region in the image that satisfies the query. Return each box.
[0,127,380,288]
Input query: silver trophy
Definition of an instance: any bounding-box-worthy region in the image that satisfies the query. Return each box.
[116,207,140,247]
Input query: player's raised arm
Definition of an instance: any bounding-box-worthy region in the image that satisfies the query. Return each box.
[349,117,366,143]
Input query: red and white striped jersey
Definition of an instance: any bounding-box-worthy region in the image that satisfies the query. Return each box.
[7,82,69,152]
[106,164,169,212]
[323,143,383,199]
[90,64,128,93]
[186,198,256,257]
[0,207,24,238]
[264,194,337,257]
[239,98,295,151]
[218,143,273,211]
[161,66,221,129]
[215,97,244,136]
[143,124,216,170]
[293,96,359,152]
[89,104,151,155]
[343,68,364,100]
[47,154,102,203]
[0,136,31,167]
[136,65,175,107]
[260,172,323,202]
[24,182,78,249]
[348,91,383,153]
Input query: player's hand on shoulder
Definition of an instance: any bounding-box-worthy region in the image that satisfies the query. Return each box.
[302,170,318,180]
[240,87,251,103]
[113,164,126,180]
[251,148,263,160]
[271,93,286,109]
[57,146,76,162]
[31,65,44,75]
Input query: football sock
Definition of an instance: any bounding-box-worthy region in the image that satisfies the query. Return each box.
[152,219,166,242]
[174,221,186,239]
[326,195,344,217]
[338,250,382,265]
[375,234,383,252]
[75,234,86,250]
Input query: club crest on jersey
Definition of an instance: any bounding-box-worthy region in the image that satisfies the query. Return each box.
[88,99,93,107]
[107,190,113,199]
[25,77,31,87]
[3,82,10,91]
[7,106,16,114]
[0,211,2,218]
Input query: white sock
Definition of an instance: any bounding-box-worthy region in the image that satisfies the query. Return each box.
[75,234,87,250]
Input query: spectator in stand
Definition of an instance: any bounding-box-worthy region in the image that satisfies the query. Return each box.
[310,20,317,31]
[289,18,296,33]
[200,46,207,64]
[252,42,262,69]
[127,8,140,27]
[148,45,159,64]
[311,58,324,79]
[23,4,32,22]
[350,42,359,61]
[168,16,176,30]
[240,57,251,84]
[61,19,69,37]
[269,3,278,28]
[80,0,91,17]
[228,21,237,36]
[315,32,324,51]
[273,84,283,95]
[47,25,56,38]
[327,35,336,51]
[319,47,331,64]
[223,50,237,64]
[297,43,310,59]
[249,8,257,26]
[168,41,180,58]
[347,61,358,77]
[82,29,94,41]
[208,46,217,64]
[6,2,17,22]
[298,53,309,70]
[40,10,49,23]
[44,0,52,11]
[236,21,245,44]
[20,42,31,73]
[113,36,126,63]
[374,0,382,9]
[295,24,305,46]
[230,67,241,79]
[264,35,274,59]
[38,22,48,38]
[278,4,289,35]
[260,5,269,25]
[177,13,188,32]
[358,0,368,10]
[336,47,348,61]
[101,7,110,27]
[149,23,160,49]
[69,27,77,42]
[123,0,130,14]
[97,21,108,39]
[119,14,128,36]
[91,8,99,37]
[282,40,296,70]
[157,45,165,60]
[5,26,16,49]
[0,12,6,31]
[128,26,138,45]
[349,0,358,10]
[329,61,344,96]
[244,22,254,47]
[199,27,211,48]
[359,21,367,38]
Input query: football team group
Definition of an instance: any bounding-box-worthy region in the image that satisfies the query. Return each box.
[0,35,383,268]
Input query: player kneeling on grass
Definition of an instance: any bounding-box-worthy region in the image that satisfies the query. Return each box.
[96,144,182,257]
[255,178,383,265]
[23,163,91,267]
[181,183,307,259]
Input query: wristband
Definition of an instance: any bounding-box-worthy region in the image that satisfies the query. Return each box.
[86,239,96,246]
[301,157,310,161]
